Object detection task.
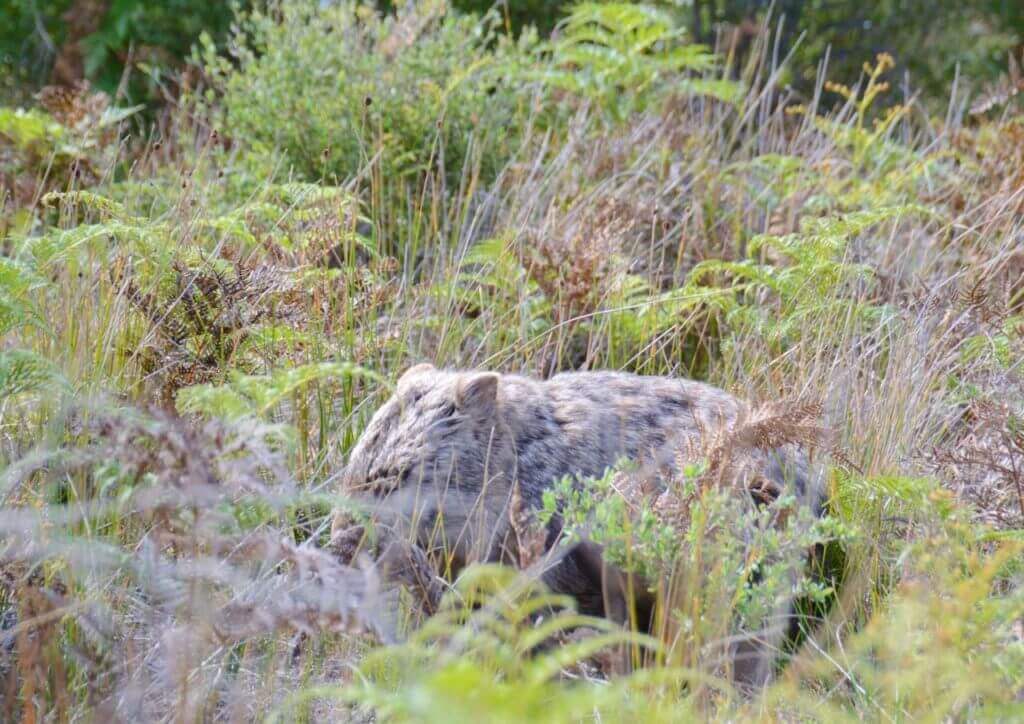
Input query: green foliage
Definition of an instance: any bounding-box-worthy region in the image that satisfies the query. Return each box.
[452,233,721,373]
[682,0,1022,107]
[0,1,67,95]
[540,464,683,582]
[0,348,62,402]
[25,181,359,284]
[0,255,47,335]
[541,460,847,655]
[0,0,243,106]
[537,3,739,123]
[77,0,244,102]
[686,205,927,358]
[0,97,141,225]
[200,0,536,193]
[771,485,1024,719]
[0,108,67,155]
[2,182,374,412]
[176,361,381,421]
[273,565,698,722]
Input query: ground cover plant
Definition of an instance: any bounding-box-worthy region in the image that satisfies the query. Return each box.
[1,1,1023,721]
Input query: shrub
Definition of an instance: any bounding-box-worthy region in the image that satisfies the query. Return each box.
[200,0,538,192]
[8,183,380,403]
[538,405,848,683]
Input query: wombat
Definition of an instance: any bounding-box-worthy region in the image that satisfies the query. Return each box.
[331,363,825,687]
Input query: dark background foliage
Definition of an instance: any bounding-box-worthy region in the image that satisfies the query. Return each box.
[1,0,240,105]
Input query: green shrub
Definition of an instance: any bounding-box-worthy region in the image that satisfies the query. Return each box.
[200,0,537,192]
[538,446,847,679]
[4,183,374,404]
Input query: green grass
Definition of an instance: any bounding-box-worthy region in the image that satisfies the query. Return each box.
[1,2,1023,721]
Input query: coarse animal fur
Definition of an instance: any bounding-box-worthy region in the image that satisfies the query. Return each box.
[331,363,825,687]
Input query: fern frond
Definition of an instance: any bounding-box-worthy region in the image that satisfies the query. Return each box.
[176,361,382,420]
[42,190,130,221]
[0,349,61,401]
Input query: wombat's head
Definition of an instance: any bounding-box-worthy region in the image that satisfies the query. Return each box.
[336,364,516,564]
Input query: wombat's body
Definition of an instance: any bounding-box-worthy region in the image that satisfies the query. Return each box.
[333,364,824,686]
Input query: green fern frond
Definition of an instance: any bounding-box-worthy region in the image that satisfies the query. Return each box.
[42,190,130,221]
[0,256,47,296]
[0,258,49,336]
[0,349,61,401]
[176,361,381,420]
[539,2,739,122]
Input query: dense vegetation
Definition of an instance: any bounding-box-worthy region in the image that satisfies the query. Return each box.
[1,1,1023,720]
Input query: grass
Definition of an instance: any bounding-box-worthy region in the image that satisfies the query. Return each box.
[1,1,1023,720]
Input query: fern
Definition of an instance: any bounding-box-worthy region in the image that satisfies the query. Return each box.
[685,205,928,353]
[270,564,680,723]
[0,257,48,335]
[42,190,131,221]
[176,361,381,420]
[9,186,369,404]
[0,349,61,402]
[537,3,739,122]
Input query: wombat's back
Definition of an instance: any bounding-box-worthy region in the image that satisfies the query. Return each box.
[502,369,822,509]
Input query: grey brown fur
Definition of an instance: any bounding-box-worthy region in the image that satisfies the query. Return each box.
[332,364,824,686]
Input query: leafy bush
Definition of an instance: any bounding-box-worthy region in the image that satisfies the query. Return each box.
[200,0,537,192]
[2,182,383,409]
[538,403,848,683]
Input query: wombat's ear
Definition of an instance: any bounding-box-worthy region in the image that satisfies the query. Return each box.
[455,372,499,418]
